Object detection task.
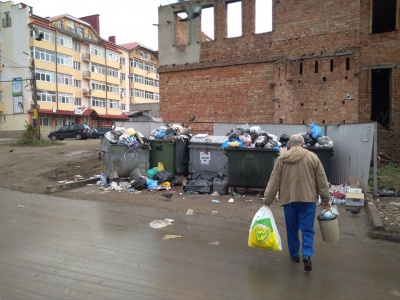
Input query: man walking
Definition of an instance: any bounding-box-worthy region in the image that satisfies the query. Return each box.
[264,134,331,272]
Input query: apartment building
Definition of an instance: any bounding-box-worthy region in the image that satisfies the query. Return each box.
[0,1,159,138]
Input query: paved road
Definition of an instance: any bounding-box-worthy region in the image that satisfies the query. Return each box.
[1,188,399,300]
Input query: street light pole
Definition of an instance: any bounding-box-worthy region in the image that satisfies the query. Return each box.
[24,51,40,141]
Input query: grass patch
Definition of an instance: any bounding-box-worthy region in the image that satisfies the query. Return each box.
[369,162,400,191]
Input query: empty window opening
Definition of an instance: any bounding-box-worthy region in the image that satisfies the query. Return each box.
[346,58,350,70]
[255,0,273,33]
[279,118,283,124]
[201,6,214,40]
[299,62,303,75]
[330,59,334,72]
[371,69,391,129]
[372,0,396,34]
[343,120,346,123]
[300,103,304,106]
[314,61,319,73]
[342,101,345,104]
[175,12,189,51]
[324,102,327,105]
[322,120,326,124]
[345,76,348,80]
[278,67,280,78]
[227,1,242,38]
[302,120,305,124]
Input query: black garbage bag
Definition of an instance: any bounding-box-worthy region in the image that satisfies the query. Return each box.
[130,168,143,181]
[189,170,219,182]
[184,179,213,194]
[131,177,147,189]
[154,170,174,184]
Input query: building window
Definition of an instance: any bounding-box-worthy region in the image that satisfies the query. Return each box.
[120,58,126,65]
[91,97,105,107]
[58,92,74,104]
[372,0,396,34]
[108,100,119,109]
[57,73,73,85]
[39,115,51,127]
[57,53,73,67]
[144,63,154,73]
[74,27,83,38]
[74,97,82,106]
[31,26,54,43]
[121,88,126,96]
[37,90,56,102]
[73,42,81,52]
[107,67,119,78]
[134,89,144,98]
[134,74,144,84]
[145,77,153,86]
[140,51,148,59]
[33,47,55,63]
[107,83,120,94]
[133,59,144,69]
[57,34,73,48]
[0,92,2,103]
[154,93,159,101]
[91,80,106,91]
[145,91,154,99]
[56,117,64,127]
[91,63,105,74]
[74,80,81,88]
[35,69,55,83]
[90,45,104,57]
[121,73,126,81]
[106,50,119,62]
[154,80,159,87]
[121,104,126,110]
[73,61,81,70]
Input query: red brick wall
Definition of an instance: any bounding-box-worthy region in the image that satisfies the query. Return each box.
[159,0,400,131]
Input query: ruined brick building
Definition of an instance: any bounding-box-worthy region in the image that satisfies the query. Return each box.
[157,0,400,133]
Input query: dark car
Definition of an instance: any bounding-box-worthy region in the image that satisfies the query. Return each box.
[91,127,112,139]
[48,124,92,141]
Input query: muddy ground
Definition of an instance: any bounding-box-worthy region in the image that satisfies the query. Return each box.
[0,136,399,235]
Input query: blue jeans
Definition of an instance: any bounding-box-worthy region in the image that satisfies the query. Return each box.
[283,202,316,258]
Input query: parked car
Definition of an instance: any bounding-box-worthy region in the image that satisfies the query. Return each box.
[48,124,92,141]
[91,127,112,139]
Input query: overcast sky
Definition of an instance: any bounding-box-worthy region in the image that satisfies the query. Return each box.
[24,0,271,51]
[25,0,175,50]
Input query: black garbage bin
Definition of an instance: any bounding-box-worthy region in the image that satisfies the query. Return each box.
[225,148,279,188]
[308,148,334,182]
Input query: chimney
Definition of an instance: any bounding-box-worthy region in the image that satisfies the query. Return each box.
[108,36,116,44]
[80,14,100,34]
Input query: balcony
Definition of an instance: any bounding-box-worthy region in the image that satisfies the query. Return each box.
[83,88,91,95]
[82,53,90,61]
[82,71,91,79]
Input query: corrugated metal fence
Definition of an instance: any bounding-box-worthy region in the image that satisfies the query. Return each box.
[116,121,376,190]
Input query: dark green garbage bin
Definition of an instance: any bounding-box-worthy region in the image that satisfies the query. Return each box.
[225,148,279,188]
[149,139,189,175]
[308,148,334,182]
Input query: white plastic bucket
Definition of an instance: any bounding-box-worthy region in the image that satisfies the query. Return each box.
[317,216,340,242]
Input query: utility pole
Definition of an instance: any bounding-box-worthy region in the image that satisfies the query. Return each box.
[24,51,40,141]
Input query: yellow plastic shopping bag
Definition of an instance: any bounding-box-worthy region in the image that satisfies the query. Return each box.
[157,162,165,171]
[248,206,282,251]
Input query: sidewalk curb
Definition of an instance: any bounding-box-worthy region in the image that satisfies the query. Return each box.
[365,193,400,242]
[45,178,98,193]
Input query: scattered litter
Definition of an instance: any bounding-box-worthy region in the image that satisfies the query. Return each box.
[210,191,220,196]
[245,199,254,202]
[228,198,234,203]
[212,211,218,214]
[58,180,67,184]
[149,218,174,229]
[85,183,95,187]
[74,175,84,181]
[211,199,221,204]
[209,241,220,246]
[232,192,242,198]
[161,193,173,200]
[389,202,400,207]
[162,234,182,240]
[18,205,24,208]
[186,209,194,216]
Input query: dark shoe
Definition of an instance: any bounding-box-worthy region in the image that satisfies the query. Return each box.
[291,256,300,263]
[302,256,312,271]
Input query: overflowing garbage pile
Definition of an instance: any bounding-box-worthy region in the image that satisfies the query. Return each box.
[221,122,334,150]
[298,122,334,149]
[104,126,150,149]
[222,124,281,150]
[149,123,192,141]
